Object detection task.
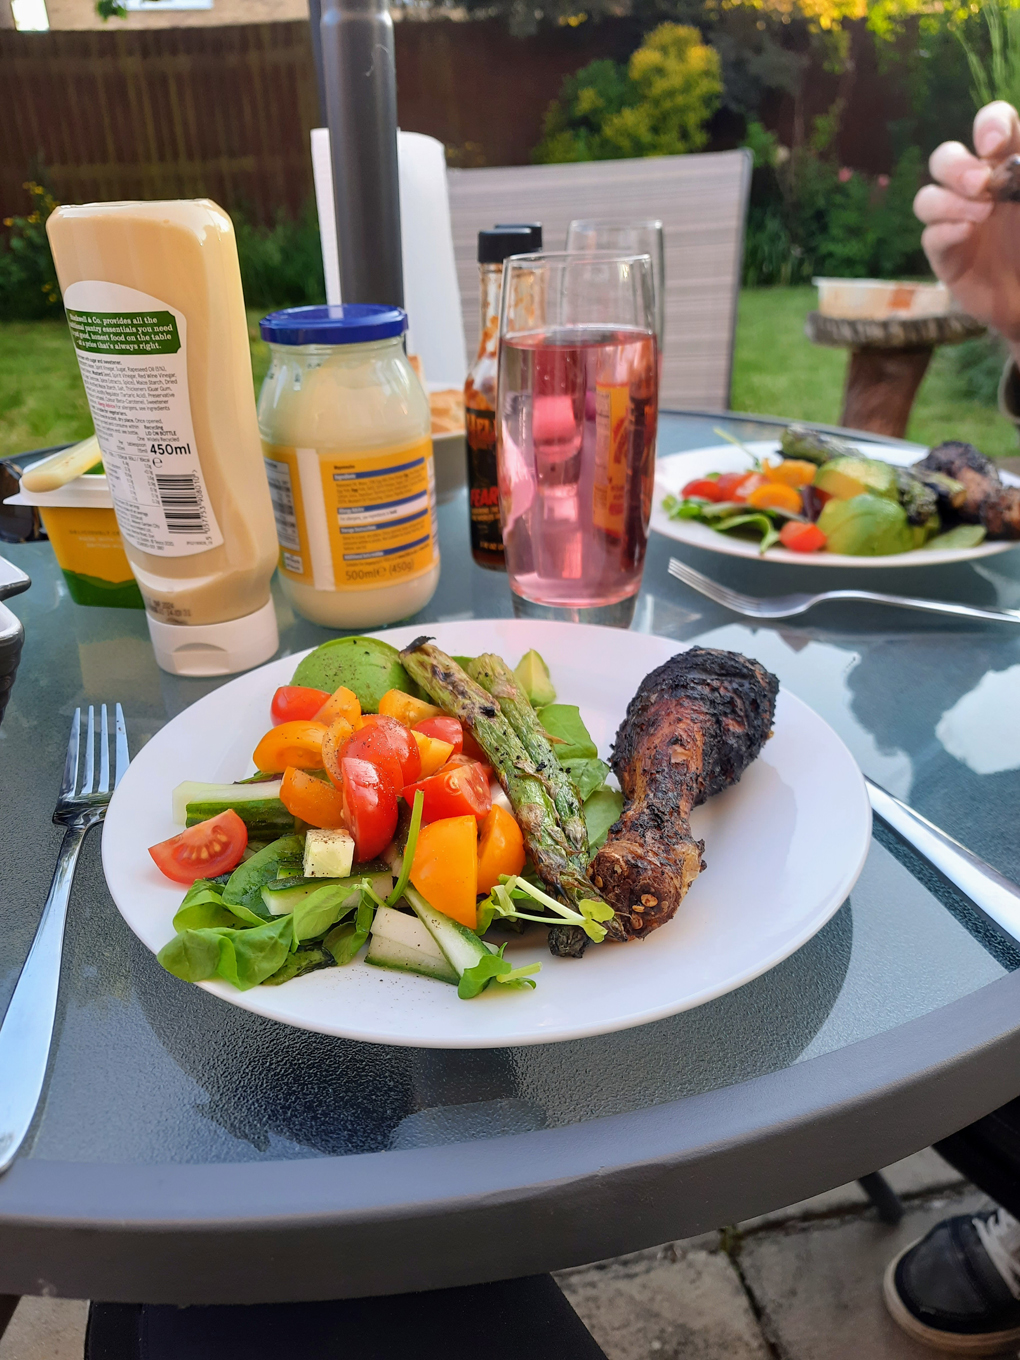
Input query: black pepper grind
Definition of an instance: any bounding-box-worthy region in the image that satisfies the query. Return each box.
[464,224,542,570]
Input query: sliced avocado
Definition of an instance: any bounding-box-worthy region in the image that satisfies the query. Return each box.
[292,637,423,712]
[514,649,557,707]
[920,524,987,551]
[814,456,898,502]
[817,494,913,556]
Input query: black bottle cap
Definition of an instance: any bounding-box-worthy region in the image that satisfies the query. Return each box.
[478,227,538,264]
[494,222,543,251]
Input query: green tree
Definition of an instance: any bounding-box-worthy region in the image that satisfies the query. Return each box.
[534,24,722,163]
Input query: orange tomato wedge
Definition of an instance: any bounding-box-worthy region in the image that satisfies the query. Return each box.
[279,766,347,828]
[378,689,442,726]
[315,685,362,727]
[412,729,455,778]
[410,815,479,929]
[253,720,328,773]
[476,805,525,893]
[746,482,803,514]
[763,458,816,488]
[321,716,356,788]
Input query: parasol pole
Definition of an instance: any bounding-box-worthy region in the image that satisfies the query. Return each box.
[319,0,405,309]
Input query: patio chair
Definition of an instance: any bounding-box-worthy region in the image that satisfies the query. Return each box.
[446,149,752,412]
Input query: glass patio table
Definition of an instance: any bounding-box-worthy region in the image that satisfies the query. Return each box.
[2,410,1020,1306]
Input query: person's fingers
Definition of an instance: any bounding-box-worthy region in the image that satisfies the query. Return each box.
[974,100,1020,158]
[914,183,993,225]
[929,141,991,198]
[921,220,976,270]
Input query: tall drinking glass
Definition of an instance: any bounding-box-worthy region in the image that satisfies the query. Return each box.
[566,219,666,355]
[497,251,658,627]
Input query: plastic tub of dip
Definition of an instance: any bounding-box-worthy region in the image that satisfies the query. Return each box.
[4,472,144,609]
[813,278,954,321]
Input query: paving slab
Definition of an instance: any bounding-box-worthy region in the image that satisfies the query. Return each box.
[739,1148,965,1232]
[558,1244,771,1360]
[0,1298,88,1360]
[738,1187,994,1359]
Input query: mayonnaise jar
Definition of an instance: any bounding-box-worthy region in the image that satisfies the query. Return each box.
[257,305,440,628]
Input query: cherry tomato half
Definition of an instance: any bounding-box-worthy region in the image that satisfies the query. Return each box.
[681,477,726,502]
[779,521,827,554]
[341,756,398,861]
[414,714,464,755]
[355,715,422,784]
[403,758,492,825]
[715,471,766,502]
[149,810,248,885]
[271,685,330,725]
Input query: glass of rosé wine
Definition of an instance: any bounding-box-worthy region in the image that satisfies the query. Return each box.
[496,250,658,627]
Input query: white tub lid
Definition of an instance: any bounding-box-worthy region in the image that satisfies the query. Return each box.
[4,473,114,509]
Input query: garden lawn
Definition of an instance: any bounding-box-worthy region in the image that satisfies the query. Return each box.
[732,286,1018,459]
[2,293,1016,460]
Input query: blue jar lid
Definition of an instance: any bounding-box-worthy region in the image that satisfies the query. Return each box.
[259,304,407,346]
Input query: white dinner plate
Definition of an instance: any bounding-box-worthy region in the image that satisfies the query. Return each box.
[652,440,1020,568]
[102,620,871,1048]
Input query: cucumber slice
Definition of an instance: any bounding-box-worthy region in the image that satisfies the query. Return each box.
[262,870,393,915]
[366,934,457,984]
[404,886,494,974]
[372,904,446,957]
[173,779,283,825]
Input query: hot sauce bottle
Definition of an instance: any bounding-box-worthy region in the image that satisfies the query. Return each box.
[465,225,541,570]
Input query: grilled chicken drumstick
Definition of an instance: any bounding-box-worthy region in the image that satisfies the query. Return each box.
[591,647,779,940]
[916,442,1020,539]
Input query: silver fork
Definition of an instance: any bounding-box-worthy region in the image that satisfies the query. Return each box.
[668,558,1020,625]
[0,704,129,1174]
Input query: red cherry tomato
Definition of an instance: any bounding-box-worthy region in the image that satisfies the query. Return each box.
[414,715,463,754]
[779,521,827,554]
[341,757,399,861]
[403,759,492,825]
[149,810,248,885]
[344,715,421,787]
[270,685,331,725]
[714,471,766,502]
[442,752,494,784]
[681,477,726,502]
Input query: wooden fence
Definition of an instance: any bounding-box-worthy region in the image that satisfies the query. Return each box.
[0,17,637,223]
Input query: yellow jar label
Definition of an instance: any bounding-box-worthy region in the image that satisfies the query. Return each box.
[262,437,437,591]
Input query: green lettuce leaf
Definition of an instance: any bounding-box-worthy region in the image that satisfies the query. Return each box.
[536,704,597,761]
[583,788,624,851]
[157,928,224,983]
[290,883,358,945]
[262,946,332,985]
[222,834,305,912]
[325,895,376,966]
[562,756,610,802]
[216,916,294,990]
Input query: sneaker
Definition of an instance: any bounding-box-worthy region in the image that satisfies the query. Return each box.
[884,1209,1020,1354]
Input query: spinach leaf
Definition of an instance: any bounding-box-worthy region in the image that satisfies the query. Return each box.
[536,704,597,761]
[325,896,375,965]
[173,879,274,931]
[583,788,624,851]
[158,928,225,983]
[562,756,610,802]
[262,946,332,985]
[291,883,359,945]
[714,512,781,554]
[222,834,305,912]
[216,916,294,991]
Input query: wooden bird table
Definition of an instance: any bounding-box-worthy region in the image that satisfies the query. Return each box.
[805,310,986,439]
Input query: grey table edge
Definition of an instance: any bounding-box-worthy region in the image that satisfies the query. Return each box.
[1,963,1019,1303]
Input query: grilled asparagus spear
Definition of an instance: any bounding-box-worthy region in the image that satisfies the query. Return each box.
[466,653,589,864]
[399,638,622,946]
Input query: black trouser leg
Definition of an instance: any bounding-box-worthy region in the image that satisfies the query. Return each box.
[936,1093,1020,1220]
[85,1274,609,1360]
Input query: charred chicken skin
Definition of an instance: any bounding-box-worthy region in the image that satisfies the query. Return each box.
[590,647,779,941]
[916,442,1020,540]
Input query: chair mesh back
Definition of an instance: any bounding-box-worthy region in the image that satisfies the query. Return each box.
[447,149,751,412]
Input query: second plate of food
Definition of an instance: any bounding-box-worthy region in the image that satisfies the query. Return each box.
[652,439,1020,567]
[102,620,871,1048]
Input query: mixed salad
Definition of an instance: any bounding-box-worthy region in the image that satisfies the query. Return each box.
[151,637,623,1002]
[662,426,989,557]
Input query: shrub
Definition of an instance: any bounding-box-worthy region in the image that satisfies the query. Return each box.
[534,25,722,164]
[0,182,62,322]
[742,143,927,286]
[230,205,326,310]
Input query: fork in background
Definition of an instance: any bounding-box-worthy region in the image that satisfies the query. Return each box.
[667,558,1020,625]
[0,704,129,1174]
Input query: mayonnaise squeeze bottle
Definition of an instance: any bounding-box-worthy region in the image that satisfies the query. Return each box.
[46,200,280,676]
